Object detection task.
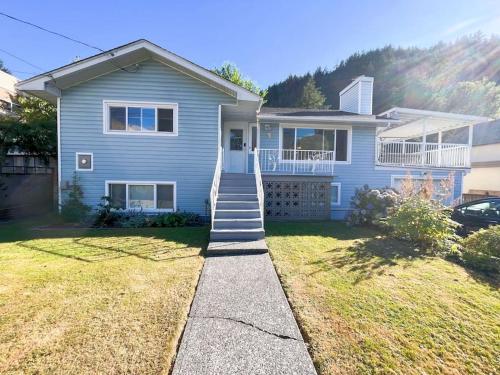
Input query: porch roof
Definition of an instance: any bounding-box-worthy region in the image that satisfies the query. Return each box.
[258,107,397,126]
[377,107,491,139]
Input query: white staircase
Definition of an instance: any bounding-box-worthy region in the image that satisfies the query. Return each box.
[210,173,265,241]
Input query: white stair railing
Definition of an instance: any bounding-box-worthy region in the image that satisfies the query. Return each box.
[210,146,223,230]
[254,149,265,227]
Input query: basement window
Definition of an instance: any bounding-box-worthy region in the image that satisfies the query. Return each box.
[106,181,176,211]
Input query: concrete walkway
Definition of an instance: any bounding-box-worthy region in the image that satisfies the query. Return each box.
[172,253,317,375]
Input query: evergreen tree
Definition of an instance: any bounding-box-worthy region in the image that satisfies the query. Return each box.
[297,76,327,109]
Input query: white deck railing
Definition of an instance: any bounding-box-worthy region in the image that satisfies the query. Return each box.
[210,146,223,230]
[254,149,265,226]
[376,140,470,168]
[257,148,336,176]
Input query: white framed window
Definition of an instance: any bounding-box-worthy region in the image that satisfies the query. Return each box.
[76,152,93,171]
[279,123,351,163]
[331,182,341,207]
[105,181,176,212]
[249,123,258,154]
[103,101,178,136]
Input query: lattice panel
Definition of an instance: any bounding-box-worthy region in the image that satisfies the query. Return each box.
[263,179,331,220]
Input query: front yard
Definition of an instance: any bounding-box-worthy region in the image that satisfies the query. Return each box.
[266,222,499,375]
[0,220,206,374]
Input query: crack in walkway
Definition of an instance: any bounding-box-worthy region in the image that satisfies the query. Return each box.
[190,314,301,341]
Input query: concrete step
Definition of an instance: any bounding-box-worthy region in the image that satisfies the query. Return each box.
[215,209,261,219]
[210,228,265,241]
[216,201,260,210]
[218,193,258,202]
[220,178,256,186]
[219,186,257,194]
[213,218,262,230]
[206,239,268,256]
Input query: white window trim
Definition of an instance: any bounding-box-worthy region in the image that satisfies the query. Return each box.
[331,182,341,207]
[75,152,93,172]
[104,180,177,212]
[278,123,352,164]
[103,100,178,136]
[248,123,259,154]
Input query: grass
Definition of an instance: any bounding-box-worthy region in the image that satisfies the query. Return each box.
[0,219,207,375]
[266,221,500,375]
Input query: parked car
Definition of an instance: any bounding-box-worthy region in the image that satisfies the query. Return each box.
[452,198,500,234]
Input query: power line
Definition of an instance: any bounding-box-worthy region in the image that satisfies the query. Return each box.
[0,47,45,71]
[0,11,138,74]
[0,11,104,52]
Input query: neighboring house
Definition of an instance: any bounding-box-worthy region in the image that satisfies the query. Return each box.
[16,40,489,241]
[462,119,500,200]
[0,70,19,115]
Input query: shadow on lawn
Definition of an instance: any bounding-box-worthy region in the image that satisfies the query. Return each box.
[308,236,427,284]
[2,222,209,263]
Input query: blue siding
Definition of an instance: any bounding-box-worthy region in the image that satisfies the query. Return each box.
[258,123,465,220]
[60,59,235,215]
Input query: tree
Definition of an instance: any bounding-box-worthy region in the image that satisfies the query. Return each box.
[0,96,57,164]
[213,62,267,99]
[297,76,327,109]
[0,59,10,74]
[432,79,500,118]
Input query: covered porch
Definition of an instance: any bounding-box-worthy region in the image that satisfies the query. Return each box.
[377,108,490,169]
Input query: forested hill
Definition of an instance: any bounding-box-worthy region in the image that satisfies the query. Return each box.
[266,34,500,117]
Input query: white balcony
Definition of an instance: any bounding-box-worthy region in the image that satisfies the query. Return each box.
[256,148,335,176]
[376,140,470,168]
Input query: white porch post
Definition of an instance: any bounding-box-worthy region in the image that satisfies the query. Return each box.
[421,118,427,166]
[437,131,442,167]
[467,124,473,167]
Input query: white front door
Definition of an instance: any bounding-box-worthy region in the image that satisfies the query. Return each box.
[224,123,247,173]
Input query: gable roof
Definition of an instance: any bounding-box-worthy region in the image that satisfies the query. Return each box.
[16,39,262,103]
[473,119,500,146]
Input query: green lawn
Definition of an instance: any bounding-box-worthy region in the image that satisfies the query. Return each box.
[266,222,500,375]
[0,220,207,375]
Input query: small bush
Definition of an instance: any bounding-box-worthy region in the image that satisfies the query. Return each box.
[347,185,400,226]
[461,226,500,274]
[60,173,91,223]
[91,203,203,228]
[386,196,459,253]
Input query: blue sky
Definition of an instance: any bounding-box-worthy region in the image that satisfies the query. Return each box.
[1,0,499,87]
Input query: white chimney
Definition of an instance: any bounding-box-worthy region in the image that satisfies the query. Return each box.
[339,76,373,115]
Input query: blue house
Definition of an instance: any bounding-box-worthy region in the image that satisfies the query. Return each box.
[17,40,489,241]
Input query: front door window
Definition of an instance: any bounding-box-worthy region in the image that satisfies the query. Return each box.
[230,129,244,150]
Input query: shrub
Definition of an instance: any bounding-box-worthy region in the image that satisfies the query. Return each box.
[347,185,400,226]
[386,196,459,253]
[60,173,91,223]
[461,225,500,274]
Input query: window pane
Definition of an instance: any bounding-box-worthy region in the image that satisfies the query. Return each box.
[324,130,335,151]
[157,185,174,209]
[282,128,295,160]
[296,128,322,150]
[335,130,348,161]
[129,185,154,209]
[142,108,155,131]
[251,126,257,151]
[331,185,339,204]
[230,129,243,150]
[109,184,126,209]
[110,107,126,130]
[158,108,174,132]
[128,107,141,131]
